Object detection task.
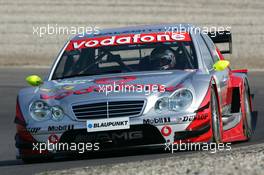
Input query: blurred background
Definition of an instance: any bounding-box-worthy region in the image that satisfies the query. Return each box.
[0,0,263,69]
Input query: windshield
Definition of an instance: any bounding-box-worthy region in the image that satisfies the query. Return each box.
[52,40,197,80]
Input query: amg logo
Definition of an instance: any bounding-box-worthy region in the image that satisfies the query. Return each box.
[48,125,74,132]
[143,117,171,124]
[107,131,143,140]
[77,131,143,142]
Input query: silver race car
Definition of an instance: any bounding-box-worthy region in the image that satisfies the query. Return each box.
[14,24,255,162]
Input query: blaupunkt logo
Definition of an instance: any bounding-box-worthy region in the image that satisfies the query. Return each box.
[87,123,93,129]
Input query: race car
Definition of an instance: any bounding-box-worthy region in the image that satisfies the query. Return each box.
[14,24,256,162]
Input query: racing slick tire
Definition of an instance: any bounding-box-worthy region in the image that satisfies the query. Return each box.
[243,82,253,140]
[211,87,223,144]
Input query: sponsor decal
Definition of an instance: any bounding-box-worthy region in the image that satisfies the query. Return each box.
[48,134,59,144]
[40,86,98,100]
[66,32,191,51]
[87,117,130,132]
[180,114,208,122]
[27,127,41,134]
[40,76,186,100]
[76,131,143,142]
[41,84,166,100]
[53,79,92,86]
[161,125,172,137]
[48,125,74,132]
[143,117,171,125]
[62,86,75,90]
[39,88,53,93]
[40,86,75,93]
[95,76,136,84]
[165,84,184,92]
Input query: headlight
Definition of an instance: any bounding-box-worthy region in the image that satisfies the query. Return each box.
[30,101,51,121]
[51,106,64,121]
[155,97,169,113]
[169,89,193,111]
[30,101,64,121]
[154,89,193,112]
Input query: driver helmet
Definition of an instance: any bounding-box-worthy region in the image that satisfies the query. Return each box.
[150,46,176,70]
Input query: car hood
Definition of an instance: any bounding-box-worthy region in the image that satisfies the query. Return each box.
[37,70,196,101]
[18,69,213,122]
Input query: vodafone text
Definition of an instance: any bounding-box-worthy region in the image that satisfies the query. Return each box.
[66,32,191,50]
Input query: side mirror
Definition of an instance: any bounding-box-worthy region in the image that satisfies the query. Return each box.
[213,60,230,71]
[26,75,43,86]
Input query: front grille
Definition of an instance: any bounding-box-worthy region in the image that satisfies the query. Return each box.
[72,100,145,120]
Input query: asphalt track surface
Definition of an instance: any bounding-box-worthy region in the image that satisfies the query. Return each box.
[0,68,263,175]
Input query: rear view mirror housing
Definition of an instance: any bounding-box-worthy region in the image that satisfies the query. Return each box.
[26,75,43,86]
[213,60,230,71]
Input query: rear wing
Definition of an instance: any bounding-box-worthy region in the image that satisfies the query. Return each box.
[208,31,232,54]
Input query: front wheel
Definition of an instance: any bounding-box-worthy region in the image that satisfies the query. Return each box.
[211,87,223,144]
[243,83,253,140]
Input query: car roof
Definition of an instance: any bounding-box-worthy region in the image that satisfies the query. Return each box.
[71,23,196,41]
